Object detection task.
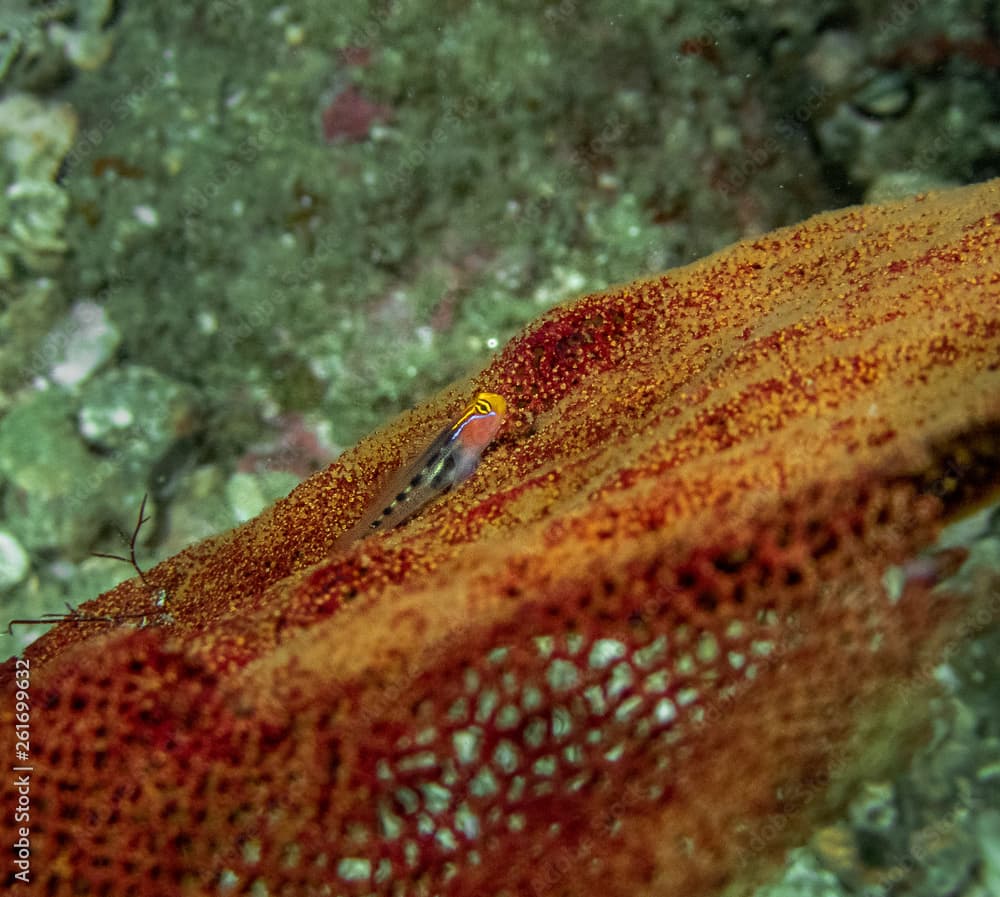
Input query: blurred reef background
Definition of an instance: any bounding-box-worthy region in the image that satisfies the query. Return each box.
[0,2,998,895]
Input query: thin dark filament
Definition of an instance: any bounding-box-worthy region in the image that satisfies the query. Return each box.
[6,494,159,634]
[7,604,152,635]
[90,492,152,588]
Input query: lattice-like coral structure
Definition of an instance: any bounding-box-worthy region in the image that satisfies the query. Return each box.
[3,181,1000,896]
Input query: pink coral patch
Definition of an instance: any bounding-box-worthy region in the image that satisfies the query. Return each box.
[322,85,393,143]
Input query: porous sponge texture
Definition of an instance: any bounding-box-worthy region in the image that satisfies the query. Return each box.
[3,180,1000,896]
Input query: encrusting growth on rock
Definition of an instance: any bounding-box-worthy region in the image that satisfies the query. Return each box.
[2,180,999,896]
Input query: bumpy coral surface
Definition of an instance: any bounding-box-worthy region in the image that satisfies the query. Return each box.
[3,181,1000,896]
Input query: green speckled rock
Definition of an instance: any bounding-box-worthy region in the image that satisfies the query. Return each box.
[0,390,93,497]
[0,389,139,554]
[77,365,198,459]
